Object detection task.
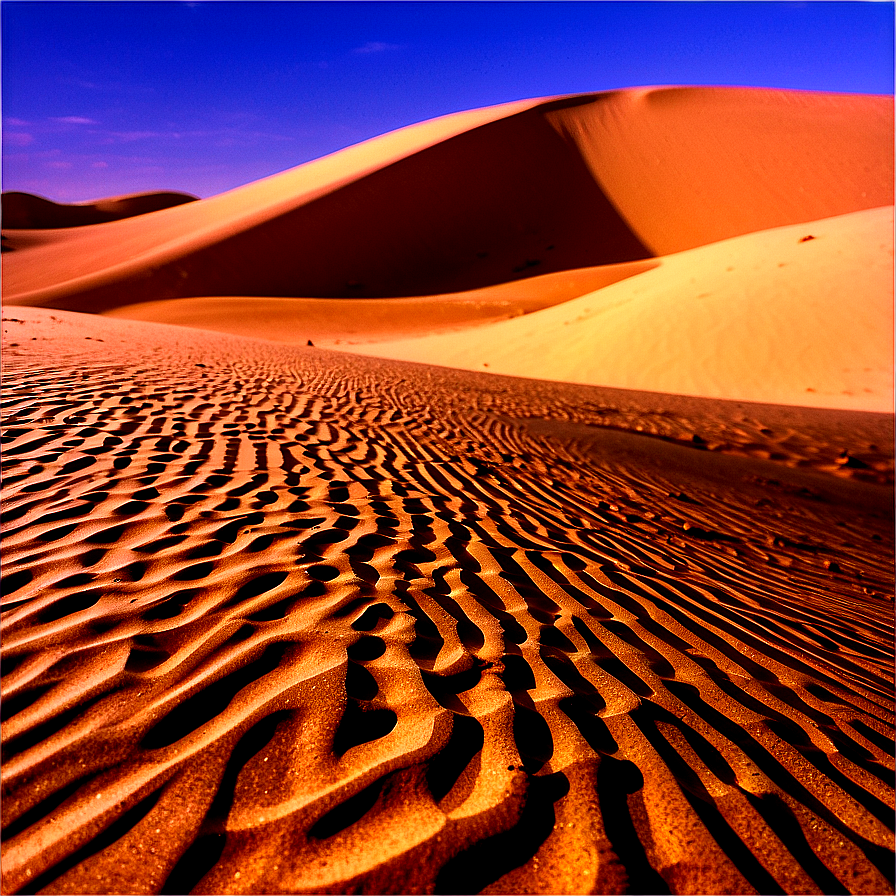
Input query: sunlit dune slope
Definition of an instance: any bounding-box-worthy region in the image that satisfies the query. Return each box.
[0,190,199,229]
[542,86,893,255]
[3,87,891,308]
[340,207,894,413]
[100,260,659,343]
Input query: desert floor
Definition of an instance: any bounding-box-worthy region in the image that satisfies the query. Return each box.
[1,86,894,895]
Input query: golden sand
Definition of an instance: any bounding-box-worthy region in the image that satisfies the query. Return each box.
[1,87,893,895]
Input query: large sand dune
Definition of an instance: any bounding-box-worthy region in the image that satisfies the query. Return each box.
[2,86,894,895]
[3,87,891,307]
[4,86,891,411]
[98,206,894,412]
[340,206,894,412]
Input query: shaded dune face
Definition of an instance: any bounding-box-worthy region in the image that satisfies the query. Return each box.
[189,97,653,300]
[1,313,894,895]
[0,191,199,230]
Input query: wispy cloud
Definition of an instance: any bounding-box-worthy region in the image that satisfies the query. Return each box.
[353,41,402,54]
[96,126,296,146]
[5,132,34,147]
[52,116,99,125]
[4,117,35,148]
[100,130,165,143]
[63,78,155,95]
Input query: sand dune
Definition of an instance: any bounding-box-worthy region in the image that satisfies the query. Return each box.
[341,206,894,412]
[2,87,891,309]
[0,191,199,230]
[1,308,893,895]
[100,261,659,345]
[4,86,891,412]
[97,206,894,412]
[1,86,894,895]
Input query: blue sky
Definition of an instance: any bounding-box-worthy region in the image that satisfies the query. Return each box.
[2,1,893,201]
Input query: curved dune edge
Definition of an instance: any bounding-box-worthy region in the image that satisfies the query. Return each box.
[1,308,894,895]
[339,207,894,413]
[0,190,199,230]
[98,260,660,344]
[2,86,891,307]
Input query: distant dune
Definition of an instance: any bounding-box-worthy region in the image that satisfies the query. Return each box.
[2,87,893,896]
[3,86,892,412]
[0,190,199,230]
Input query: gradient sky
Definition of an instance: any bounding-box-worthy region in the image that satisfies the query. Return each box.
[2,1,893,201]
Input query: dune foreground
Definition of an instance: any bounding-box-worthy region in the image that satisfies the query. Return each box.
[1,308,894,895]
[1,85,894,895]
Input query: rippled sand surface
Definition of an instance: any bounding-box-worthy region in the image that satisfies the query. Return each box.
[2,309,893,895]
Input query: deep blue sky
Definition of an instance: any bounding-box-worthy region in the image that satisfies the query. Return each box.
[2,1,893,201]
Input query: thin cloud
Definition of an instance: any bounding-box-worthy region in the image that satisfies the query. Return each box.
[5,117,31,127]
[64,78,155,95]
[353,41,402,54]
[98,126,296,145]
[5,133,34,147]
[101,130,164,143]
[52,116,99,125]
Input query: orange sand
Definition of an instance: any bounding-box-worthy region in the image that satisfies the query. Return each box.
[346,207,894,412]
[1,86,894,895]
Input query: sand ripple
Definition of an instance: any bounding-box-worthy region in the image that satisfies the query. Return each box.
[2,311,893,894]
